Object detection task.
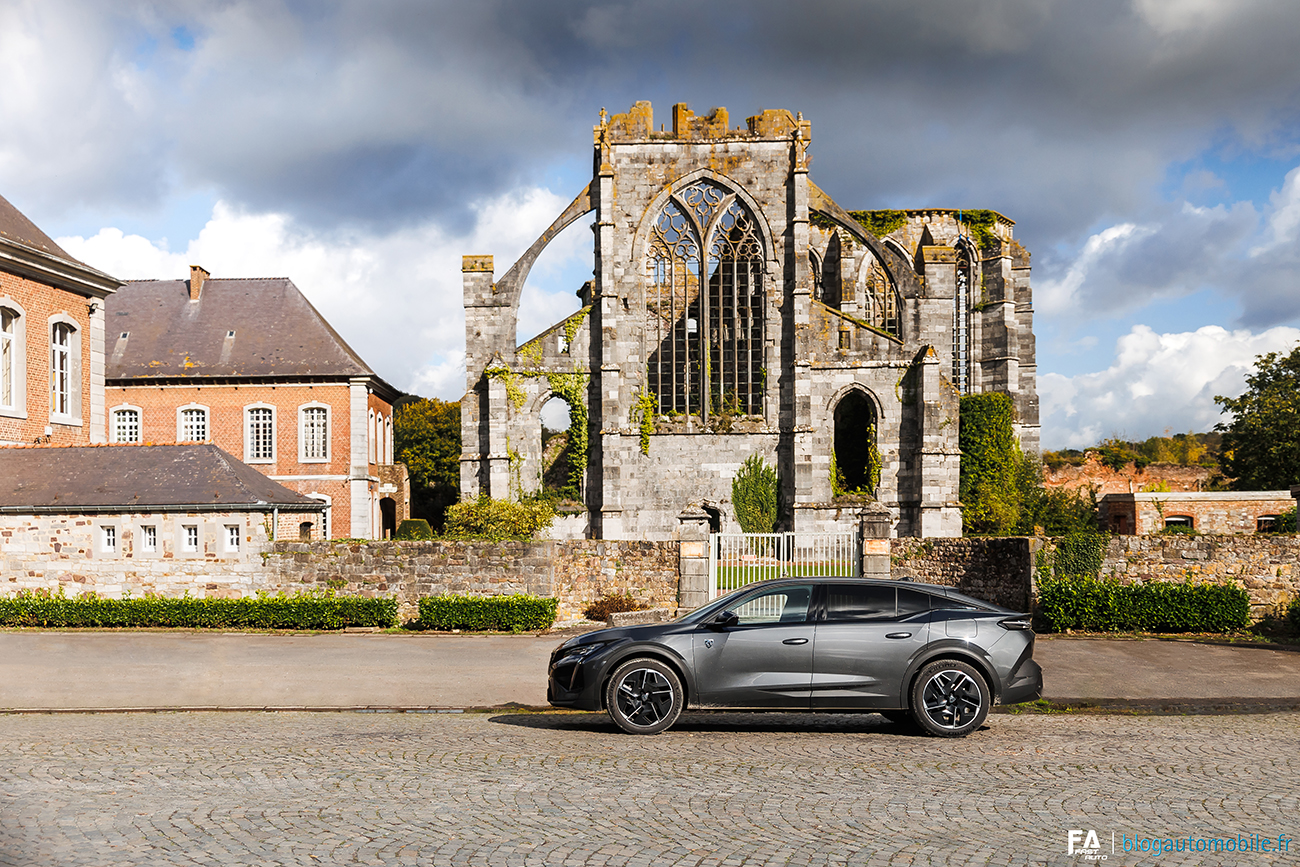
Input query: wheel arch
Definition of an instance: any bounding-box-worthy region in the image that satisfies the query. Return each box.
[600,647,694,710]
[903,647,1002,707]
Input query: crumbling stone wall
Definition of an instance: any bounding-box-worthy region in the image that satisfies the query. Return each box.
[890,537,1035,611]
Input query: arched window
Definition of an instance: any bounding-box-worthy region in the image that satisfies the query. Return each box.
[860,257,900,337]
[50,320,77,418]
[953,243,974,394]
[832,390,881,496]
[0,305,19,413]
[178,404,208,442]
[111,407,141,443]
[245,405,275,462]
[646,180,764,420]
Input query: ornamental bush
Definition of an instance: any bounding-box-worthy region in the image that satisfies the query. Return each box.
[732,454,778,534]
[1037,575,1249,634]
[442,496,555,541]
[0,589,396,630]
[417,594,558,632]
[394,519,434,540]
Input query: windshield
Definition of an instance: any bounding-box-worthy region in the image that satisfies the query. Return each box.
[675,583,786,624]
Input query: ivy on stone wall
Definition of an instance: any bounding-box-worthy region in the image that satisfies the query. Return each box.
[632,388,656,456]
[959,393,1021,534]
[956,209,1000,250]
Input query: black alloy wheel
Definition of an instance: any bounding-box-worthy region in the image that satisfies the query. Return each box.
[909,659,990,737]
[605,658,684,735]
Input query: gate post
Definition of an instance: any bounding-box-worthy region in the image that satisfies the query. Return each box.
[677,506,713,610]
[859,503,893,578]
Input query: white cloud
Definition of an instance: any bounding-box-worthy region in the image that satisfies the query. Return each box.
[1039,323,1300,449]
[58,185,590,400]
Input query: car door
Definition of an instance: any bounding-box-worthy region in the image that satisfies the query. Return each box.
[811,584,932,710]
[691,583,816,709]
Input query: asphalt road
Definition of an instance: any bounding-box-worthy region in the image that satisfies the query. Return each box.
[3,710,1298,866]
[2,631,1299,711]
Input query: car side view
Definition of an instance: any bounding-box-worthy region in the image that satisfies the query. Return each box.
[548,578,1042,737]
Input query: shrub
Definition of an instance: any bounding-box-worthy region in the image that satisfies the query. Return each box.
[1289,597,1300,633]
[1037,575,1249,634]
[394,519,434,540]
[0,589,396,630]
[443,496,555,541]
[583,593,646,622]
[732,454,778,533]
[417,594,558,632]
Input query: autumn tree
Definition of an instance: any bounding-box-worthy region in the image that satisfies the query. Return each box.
[394,396,461,529]
[1215,345,1300,490]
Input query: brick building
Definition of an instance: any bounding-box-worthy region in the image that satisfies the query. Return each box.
[0,193,122,445]
[104,269,408,540]
[461,102,1039,540]
[1100,491,1294,535]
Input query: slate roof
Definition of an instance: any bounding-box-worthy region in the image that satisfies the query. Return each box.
[0,192,71,258]
[105,278,391,389]
[0,444,325,513]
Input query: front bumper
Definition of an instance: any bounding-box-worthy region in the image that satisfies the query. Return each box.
[547,652,608,711]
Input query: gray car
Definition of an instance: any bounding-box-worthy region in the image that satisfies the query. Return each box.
[548,577,1042,737]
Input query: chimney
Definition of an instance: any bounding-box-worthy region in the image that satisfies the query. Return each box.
[189,265,209,301]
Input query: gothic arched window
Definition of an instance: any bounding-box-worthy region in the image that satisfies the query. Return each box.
[861,257,900,338]
[953,243,974,394]
[645,180,764,420]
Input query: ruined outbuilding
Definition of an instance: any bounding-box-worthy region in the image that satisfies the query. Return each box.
[461,102,1039,540]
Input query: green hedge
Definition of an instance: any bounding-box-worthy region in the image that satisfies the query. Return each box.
[417,594,558,632]
[0,590,397,630]
[1037,575,1249,633]
[443,496,555,541]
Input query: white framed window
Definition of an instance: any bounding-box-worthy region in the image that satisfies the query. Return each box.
[244,404,275,462]
[111,406,142,443]
[182,524,199,552]
[225,524,241,552]
[141,525,157,553]
[385,416,393,465]
[299,404,330,462]
[177,404,209,442]
[0,304,22,414]
[368,409,376,463]
[100,525,116,554]
[308,492,331,540]
[49,316,81,422]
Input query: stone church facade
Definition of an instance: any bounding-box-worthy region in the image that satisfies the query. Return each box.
[461,102,1038,540]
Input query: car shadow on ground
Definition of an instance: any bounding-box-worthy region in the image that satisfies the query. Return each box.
[488,711,969,737]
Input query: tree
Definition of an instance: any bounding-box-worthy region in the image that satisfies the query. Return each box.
[1215,345,1300,490]
[731,454,778,533]
[394,396,461,529]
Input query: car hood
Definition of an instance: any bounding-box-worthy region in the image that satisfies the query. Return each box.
[559,620,689,650]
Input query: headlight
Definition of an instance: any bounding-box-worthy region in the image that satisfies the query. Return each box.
[557,642,607,662]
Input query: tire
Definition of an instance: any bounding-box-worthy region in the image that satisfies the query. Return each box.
[605,658,684,735]
[909,660,990,738]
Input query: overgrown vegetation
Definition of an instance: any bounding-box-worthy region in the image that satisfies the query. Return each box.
[0,589,397,629]
[393,519,433,541]
[417,594,558,632]
[1037,575,1250,633]
[732,454,778,533]
[1216,344,1300,490]
[583,593,647,622]
[394,396,461,530]
[955,209,1001,249]
[442,496,555,542]
[1042,432,1222,474]
[960,393,1097,535]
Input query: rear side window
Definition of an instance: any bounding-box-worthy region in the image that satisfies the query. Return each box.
[896,588,931,617]
[825,584,897,621]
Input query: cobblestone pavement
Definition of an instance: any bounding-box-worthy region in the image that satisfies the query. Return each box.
[1,711,1297,866]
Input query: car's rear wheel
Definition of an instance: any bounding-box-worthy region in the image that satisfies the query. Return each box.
[909,660,990,738]
[605,658,684,735]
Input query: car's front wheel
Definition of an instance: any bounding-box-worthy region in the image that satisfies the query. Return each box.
[909,660,990,737]
[605,658,684,735]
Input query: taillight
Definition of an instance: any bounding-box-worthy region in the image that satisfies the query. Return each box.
[999,616,1032,631]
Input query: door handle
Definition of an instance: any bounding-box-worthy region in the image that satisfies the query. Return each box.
[782,637,809,645]
[885,632,912,639]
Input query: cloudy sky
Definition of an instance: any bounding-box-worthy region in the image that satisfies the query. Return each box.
[5,0,1300,449]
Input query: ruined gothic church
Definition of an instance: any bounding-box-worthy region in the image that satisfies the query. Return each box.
[461,102,1038,540]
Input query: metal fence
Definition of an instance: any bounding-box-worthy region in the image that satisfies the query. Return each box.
[708,532,860,599]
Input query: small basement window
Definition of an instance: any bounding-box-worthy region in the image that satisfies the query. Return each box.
[1257,515,1279,532]
[1164,516,1194,529]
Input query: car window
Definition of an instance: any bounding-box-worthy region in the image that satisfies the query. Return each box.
[897,587,931,617]
[731,584,814,625]
[824,584,897,621]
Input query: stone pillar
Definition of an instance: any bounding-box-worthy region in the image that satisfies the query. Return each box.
[677,506,713,611]
[860,503,893,578]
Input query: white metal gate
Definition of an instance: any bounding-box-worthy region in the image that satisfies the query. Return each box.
[708,532,860,599]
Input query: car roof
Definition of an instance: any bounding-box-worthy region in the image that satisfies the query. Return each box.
[729,576,1003,608]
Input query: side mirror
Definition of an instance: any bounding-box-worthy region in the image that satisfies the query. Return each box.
[708,610,739,629]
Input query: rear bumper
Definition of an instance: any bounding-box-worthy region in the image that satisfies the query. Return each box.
[1000,658,1043,705]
